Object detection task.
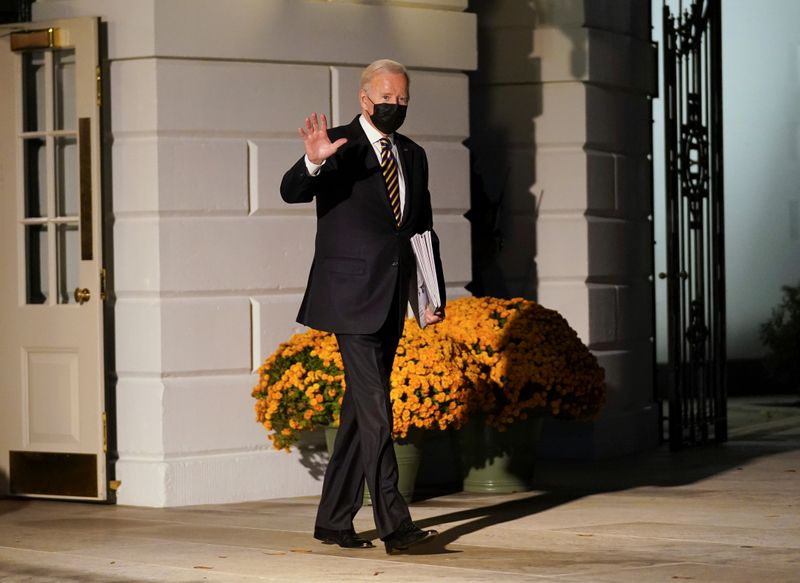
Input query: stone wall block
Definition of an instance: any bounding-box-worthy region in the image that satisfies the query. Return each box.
[158,216,316,293]
[594,342,655,411]
[114,299,162,374]
[537,281,590,342]
[160,298,251,374]
[588,29,657,95]
[249,139,311,215]
[615,154,653,218]
[473,83,587,148]
[471,84,540,147]
[587,217,652,278]
[115,378,165,455]
[494,211,538,287]
[251,294,308,367]
[112,137,159,213]
[536,216,589,279]
[109,59,158,133]
[585,85,651,155]
[588,284,618,345]
[586,151,616,212]
[496,147,538,213]
[588,282,653,346]
[473,27,541,86]
[155,60,330,133]
[436,215,472,284]
[529,0,585,27]
[157,138,248,213]
[161,448,323,507]
[113,219,160,293]
[616,282,654,343]
[115,459,168,507]
[153,0,476,71]
[475,26,655,92]
[537,83,588,147]
[532,149,588,213]
[162,376,265,454]
[585,0,651,40]
[418,142,471,211]
[586,152,653,218]
[473,0,537,28]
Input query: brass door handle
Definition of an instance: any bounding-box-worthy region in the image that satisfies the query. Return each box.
[74,287,91,305]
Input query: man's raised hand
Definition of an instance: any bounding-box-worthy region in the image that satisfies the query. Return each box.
[300,113,347,165]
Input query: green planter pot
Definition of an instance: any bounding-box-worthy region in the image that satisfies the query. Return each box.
[456,415,544,494]
[324,426,422,505]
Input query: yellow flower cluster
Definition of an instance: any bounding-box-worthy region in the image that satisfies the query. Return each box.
[251,329,345,450]
[252,296,606,450]
[252,322,478,450]
[390,322,481,439]
[438,297,606,430]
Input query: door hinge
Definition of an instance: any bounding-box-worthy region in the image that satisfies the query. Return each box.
[100,267,107,301]
[102,411,108,453]
[96,65,102,107]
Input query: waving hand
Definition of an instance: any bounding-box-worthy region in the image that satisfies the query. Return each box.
[300,113,348,165]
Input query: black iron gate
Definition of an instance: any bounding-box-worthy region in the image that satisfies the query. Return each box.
[661,0,726,449]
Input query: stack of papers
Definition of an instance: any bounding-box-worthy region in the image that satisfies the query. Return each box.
[410,231,442,328]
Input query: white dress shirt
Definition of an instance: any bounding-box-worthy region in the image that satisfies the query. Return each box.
[304,114,407,220]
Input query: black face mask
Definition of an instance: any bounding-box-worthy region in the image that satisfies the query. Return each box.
[367,97,407,135]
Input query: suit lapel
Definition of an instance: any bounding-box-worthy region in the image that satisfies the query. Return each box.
[396,137,414,228]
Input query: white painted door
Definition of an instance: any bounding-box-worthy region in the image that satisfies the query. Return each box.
[0,18,108,500]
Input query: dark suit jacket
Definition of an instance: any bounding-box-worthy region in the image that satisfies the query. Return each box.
[280,116,446,335]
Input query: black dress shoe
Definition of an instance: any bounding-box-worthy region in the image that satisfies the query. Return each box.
[383,520,438,554]
[316,529,375,549]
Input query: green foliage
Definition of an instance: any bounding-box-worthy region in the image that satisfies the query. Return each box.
[759,283,800,390]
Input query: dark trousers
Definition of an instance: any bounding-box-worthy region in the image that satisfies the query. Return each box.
[313,286,410,540]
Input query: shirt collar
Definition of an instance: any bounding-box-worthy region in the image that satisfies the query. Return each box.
[359,114,393,147]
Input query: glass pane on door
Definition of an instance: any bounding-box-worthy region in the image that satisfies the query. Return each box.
[55,136,78,217]
[54,50,76,131]
[23,138,47,218]
[22,51,46,133]
[25,225,49,304]
[56,223,79,304]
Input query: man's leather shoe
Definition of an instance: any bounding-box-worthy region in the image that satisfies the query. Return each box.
[383,520,438,554]
[318,531,375,549]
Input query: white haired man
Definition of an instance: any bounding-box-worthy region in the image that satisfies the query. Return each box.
[281,59,446,554]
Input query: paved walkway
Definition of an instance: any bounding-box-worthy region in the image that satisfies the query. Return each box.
[1,396,799,582]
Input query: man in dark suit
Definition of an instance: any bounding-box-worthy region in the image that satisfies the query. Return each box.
[280,59,446,554]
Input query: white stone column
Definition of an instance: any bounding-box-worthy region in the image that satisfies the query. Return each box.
[470,0,659,457]
[35,0,475,505]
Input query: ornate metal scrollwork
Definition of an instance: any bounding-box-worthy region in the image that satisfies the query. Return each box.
[662,0,726,450]
[680,93,709,229]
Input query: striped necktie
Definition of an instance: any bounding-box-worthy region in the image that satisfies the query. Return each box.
[379,138,402,225]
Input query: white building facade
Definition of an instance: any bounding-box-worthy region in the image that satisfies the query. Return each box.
[1,0,665,507]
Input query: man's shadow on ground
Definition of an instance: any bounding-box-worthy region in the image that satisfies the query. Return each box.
[359,424,800,555]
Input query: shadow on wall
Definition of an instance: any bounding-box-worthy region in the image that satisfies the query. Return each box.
[466,0,586,300]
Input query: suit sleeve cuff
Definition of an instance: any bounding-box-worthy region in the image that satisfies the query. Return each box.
[304,156,325,176]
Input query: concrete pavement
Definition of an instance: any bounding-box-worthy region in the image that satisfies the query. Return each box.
[1,395,798,582]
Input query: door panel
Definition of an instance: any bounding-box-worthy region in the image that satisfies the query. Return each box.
[0,17,107,500]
